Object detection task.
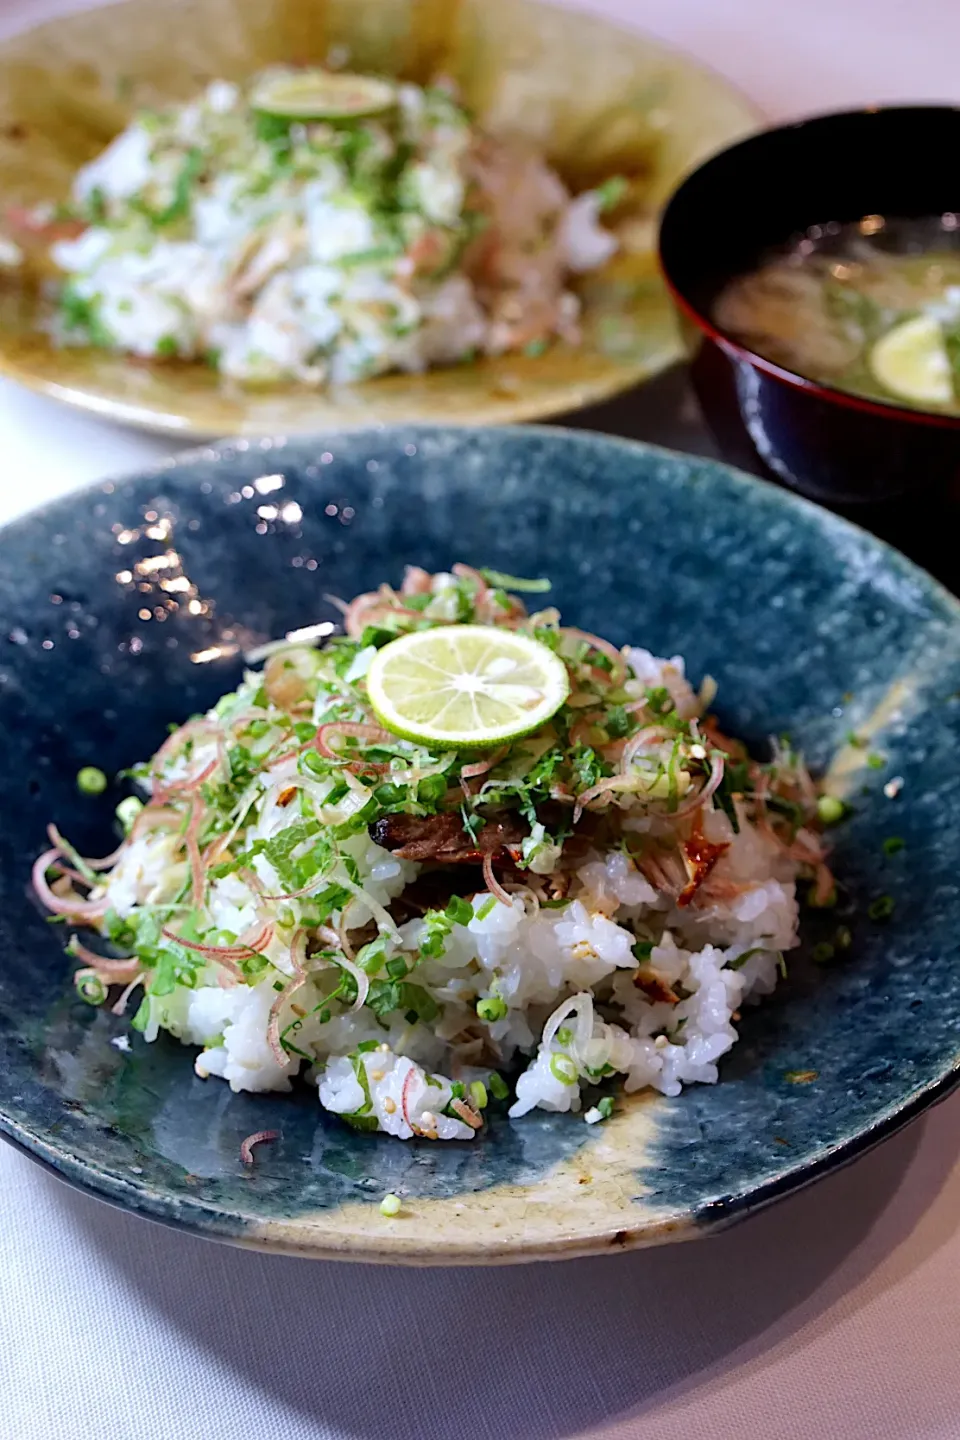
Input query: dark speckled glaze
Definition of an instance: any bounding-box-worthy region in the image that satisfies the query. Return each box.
[2,425,959,1264]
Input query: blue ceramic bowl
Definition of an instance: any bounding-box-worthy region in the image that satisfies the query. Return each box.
[659,107,960,505]
[2,425,959,1264]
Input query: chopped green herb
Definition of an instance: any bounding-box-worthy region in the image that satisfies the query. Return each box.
[549,1053,578,1085]
[593,175,627,211]
[468,1080,488,1111]
[597,1095,615,1120]
[488,1071,509,1100]
[74,970,108,1005]
[77,766,107,796]
[476,995,507,1023]
[882,835,905,856]
[115,795,143,833]
[868,894,895,921]
[727,946,767,971]
[867,753,886,770]
[817,794,846,826]
[444,895,474,927]
[811,941,835,964]
[151,146,203,227]
[478,569,551,594]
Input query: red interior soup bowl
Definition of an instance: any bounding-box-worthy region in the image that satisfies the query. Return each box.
[658,107,960,504]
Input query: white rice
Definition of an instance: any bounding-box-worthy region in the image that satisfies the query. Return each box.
[103,644,803,1139]
[42,73,620,385]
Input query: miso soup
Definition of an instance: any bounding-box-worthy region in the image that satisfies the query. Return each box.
[713,214,960,413]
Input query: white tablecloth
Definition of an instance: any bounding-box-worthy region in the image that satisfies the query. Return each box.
[3,2,960,1436]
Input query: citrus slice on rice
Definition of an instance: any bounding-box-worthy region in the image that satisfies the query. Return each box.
[366,626,570,748]
[250,70,396,123]
[869,314,954,407]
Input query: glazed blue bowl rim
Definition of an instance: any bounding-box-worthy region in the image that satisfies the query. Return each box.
[658,104,960,431]
[4,420,960,1261]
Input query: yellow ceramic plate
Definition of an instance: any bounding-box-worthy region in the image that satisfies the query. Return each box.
[0,0,757,436]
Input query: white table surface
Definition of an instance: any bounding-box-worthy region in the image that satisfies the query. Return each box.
[3,2,960,1437]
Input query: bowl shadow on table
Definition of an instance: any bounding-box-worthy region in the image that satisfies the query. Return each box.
[45,1100,959,1440]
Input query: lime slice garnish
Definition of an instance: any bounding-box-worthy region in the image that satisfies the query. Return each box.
[869,315,954,406]
[366,626,570,748]
[250,69,396,122]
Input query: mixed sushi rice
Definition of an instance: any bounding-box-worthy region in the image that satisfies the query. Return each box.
[35,566,834,1143]
[9,69,623,386]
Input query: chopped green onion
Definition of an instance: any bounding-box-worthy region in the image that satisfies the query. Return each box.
[475,896,497,921]
[550,1053,578,1086]
[477,995,507,1023]
[468,1080,488,1111]
[444,895,474,926]
[417,774,447,807]
[834,925,853,951]
[488,1071,509,1100]
[594,175,627,211]
[556,1026,573,1045]
[77,766,107,796]
[811,941,835,964]
[115,795,143,833]
[868,894,895,921]
[74,970,107,1005]
[380,1192,402,1217]
[882,835,905,856]
[817,794,846,826]
[867,753,886,770]
[477,569,551,594]
[597,1095,615,1119]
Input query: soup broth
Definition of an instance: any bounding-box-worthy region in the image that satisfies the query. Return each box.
[713,215,960,413]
